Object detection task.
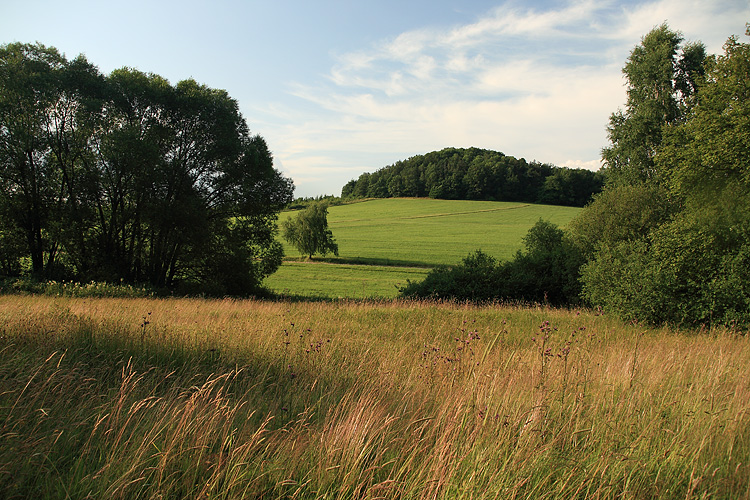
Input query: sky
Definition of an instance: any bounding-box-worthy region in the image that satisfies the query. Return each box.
[2,1,749,198]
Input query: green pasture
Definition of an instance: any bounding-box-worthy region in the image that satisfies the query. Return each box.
[280,198,581,265]
[267,198,581,299]
[264,261,429,299]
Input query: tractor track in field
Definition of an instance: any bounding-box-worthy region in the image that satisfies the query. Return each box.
[331,203,530,225]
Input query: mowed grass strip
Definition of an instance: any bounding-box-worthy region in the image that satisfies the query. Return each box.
[269,198,581,298]
[264,261,430,299]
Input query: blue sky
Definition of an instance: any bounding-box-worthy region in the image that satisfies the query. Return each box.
[2,0,749,197]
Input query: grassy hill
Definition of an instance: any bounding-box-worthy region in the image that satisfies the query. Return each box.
[266,198,581,298]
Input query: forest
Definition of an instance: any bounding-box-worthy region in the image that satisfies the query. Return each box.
[341,147,605,207]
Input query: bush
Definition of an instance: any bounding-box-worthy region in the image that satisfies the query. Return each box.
[511,219,585,305]
[399,250,503,301]
[400,220,583,305]
[580,191,750,327]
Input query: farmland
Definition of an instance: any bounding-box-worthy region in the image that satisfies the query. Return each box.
[267,199,581,298]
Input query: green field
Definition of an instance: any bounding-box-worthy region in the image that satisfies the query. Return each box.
[264,261,430,299]
[267,198,581,298]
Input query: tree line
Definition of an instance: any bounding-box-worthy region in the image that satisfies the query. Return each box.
[0,43,294,295]
[341,147,605,207]
[403,23,750,328]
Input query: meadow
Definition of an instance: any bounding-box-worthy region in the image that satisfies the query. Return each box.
[1,294,748,499]
[267,199,581,299]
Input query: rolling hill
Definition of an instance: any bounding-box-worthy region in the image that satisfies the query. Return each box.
[265,198,581,298]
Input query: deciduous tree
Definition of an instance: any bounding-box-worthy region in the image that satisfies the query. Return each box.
[282,202,338,259]
[0,43,294,294]
[578,25,750,327]
[602,24,706,186]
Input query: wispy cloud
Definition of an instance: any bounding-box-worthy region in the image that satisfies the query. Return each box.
[262,0,750,196]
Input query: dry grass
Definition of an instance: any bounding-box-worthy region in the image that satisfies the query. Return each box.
[1,295,748,499]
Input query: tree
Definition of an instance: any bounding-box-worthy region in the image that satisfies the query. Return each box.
[92,73,294,291]
[567,183,675,258]
[0,43,294,294]
[576,25,750,327]
[508,219,584,305]
[0,43,67,277]
[282,202,338,259]
[651,25,750,325]
[659,25,750,198]
[602,24,706,186]
[0,200,25,276]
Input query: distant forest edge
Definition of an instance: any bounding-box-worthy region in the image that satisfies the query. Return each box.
[341,147,605,207]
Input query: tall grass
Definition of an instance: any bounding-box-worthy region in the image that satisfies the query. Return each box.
[1,295,748,499]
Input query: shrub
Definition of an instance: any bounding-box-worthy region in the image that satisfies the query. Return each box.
[580,191,750,327]
[399,250,503,301]
[400,220,583,305]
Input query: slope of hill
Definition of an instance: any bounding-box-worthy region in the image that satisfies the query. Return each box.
[266,198,581,298]
[341,147,604,207]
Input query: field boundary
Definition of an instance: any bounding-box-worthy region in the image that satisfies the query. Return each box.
[280,256,434,268]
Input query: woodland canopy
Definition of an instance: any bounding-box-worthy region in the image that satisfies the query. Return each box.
[341,147,604,207]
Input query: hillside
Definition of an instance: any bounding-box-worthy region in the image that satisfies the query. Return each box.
[266,198,581,298]
[341,147,604,207]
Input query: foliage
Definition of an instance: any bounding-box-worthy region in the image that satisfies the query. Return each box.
[659,26,750,197]
[512,219,585,305]
[341,147,604,207]
[577,25,750,327]
[0,209,25,277]
[282,201,339,259]
[647,196,750,325]
[400,219,583,305]
[567,183,675,259]
[581,190,750,326]
[0,42,294,295]
[602,23,706,186]
[399,250,503,302]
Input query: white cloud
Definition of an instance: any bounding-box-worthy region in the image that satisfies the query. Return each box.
[561,159,604,171]
[265,0,750,197]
